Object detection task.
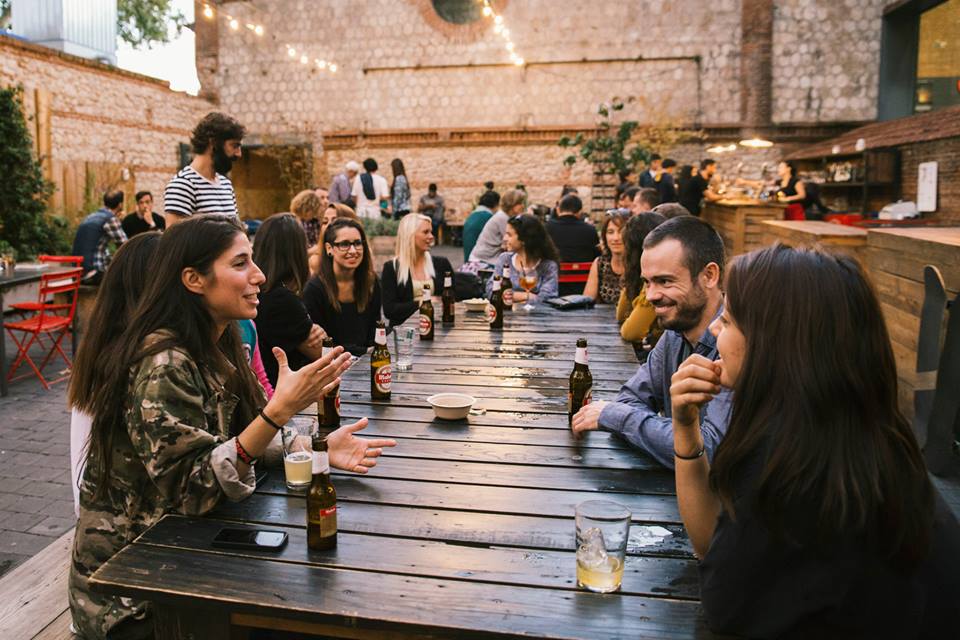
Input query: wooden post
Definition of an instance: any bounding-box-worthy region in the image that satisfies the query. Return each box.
[34,88,53,183]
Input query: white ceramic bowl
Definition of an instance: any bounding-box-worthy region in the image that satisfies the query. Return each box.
[464,298,487,312]
[427,393,476,420]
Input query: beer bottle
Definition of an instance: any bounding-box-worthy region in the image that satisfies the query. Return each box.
[486,275,504,330]
[419,284,434,341]
[318,337,340,430]
[568,338,593,426]
[370,320,392,401]
[501,263,513,311]
[306,430,337,550]
[441,271,456,325]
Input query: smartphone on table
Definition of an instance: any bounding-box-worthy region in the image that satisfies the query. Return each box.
[211,527,288,551]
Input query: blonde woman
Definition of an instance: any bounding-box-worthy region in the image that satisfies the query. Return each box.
[381,213,453,326]
[290,189,324,247]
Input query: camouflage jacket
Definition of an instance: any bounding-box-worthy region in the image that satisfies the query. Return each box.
[70,340,266,639]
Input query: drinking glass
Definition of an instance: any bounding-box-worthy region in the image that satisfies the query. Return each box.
[519,267,538,312]
[575,500,631,593]
[394,326,416,371]
[282,416,314,490]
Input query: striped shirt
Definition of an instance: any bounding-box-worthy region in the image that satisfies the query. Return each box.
[163,166,238,218]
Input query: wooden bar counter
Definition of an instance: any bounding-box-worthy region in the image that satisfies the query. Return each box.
[761,220,867,260]
[701,200,785,256]
[866,227,960,422]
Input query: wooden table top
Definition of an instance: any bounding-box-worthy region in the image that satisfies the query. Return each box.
[90,304,716,639]
[763,220,868,237]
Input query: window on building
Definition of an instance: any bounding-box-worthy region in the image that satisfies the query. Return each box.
[915,0,960,113]
[432,0,483,24]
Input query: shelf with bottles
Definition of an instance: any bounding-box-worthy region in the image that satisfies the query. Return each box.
[791,149,900,215]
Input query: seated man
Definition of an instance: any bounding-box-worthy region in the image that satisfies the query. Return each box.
[462,190,499,263]
[632,188,660,215]
[71,190,128,285]
[546,194,599,263]
[571,216,731,467]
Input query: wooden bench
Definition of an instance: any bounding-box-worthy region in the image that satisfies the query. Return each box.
[0,529,76,640]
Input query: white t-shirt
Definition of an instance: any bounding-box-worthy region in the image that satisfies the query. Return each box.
[164,165,239,218]
[71,408,93,517]
[351,173,389,218]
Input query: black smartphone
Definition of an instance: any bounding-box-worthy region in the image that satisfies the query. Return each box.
[211,527,288,551]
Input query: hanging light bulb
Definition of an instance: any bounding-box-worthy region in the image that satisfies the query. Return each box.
[493,23,502,33]
[288,47,297,57]
[514,57,525,66]
[501,28,510,38]
[229,18,240,30]
[316,59,327,69]
[202,4,214,19]
[494,15,503,24]
[506,42,514,51]
[329,63,338,73]
[254,25,264,36]
[482,6,493,16]
[300,54,309,64]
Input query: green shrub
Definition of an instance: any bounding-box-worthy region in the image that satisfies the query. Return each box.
[361,217,400,237]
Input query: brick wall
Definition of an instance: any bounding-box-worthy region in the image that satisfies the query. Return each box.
[0,35,213,219]
[899,137,960,223]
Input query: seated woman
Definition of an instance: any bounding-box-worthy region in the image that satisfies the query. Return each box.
[290,189,324,247]
[461,188,526,275]
[486,214,560,305]
[670,244,960,638]
[68,215,394,640]
[310,203,357,276]
[617,212,665,361]
[253,213,326,387]
[304,218,382,356]
[583,212,626,304]
[381,213,453,326]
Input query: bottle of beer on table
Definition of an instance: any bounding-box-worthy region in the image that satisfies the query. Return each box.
[442,271,456,325]
[370,320,392,401]
[569,338,593,426]
[306,430,337,550]
[318,337,340,430]
[501,263,513,311]
[486,275,504,330]
[419,283,434,341]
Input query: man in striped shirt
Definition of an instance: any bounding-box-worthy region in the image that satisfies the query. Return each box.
[164,112,245,226]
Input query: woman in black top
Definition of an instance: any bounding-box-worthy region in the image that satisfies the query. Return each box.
[253,213,326,386]
[381,213,453,327]
[670,245,959,638]
[303,219,381,356]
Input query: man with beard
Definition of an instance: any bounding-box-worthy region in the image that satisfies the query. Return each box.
[163,112,245,226]
[571,216,731,467]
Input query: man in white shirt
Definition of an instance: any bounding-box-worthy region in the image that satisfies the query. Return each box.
[164,112,244,226]
[351,157,390,219]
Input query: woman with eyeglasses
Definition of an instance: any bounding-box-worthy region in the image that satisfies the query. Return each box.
[583,212,627,304]
[381,213,454,326]
[486,214,560,306]
[253,213,327,387]
[303,219,382,356]
[309,203,358,276]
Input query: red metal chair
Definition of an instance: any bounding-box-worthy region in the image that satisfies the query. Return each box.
[4,267,83,389]
[10,255,84,315]
[558,261,593,297]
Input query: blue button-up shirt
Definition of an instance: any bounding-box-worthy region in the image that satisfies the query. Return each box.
[599,307,732,468]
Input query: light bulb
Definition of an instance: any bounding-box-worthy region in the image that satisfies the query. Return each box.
[494,23,502,33]
[494,15,503,24]
[254,25,264,36]
[229,18,240,30]
[288,48,296,57]
[501,28,510,38]
[300,55,309,64]
[514,57,524,66]
[329,63,338,73]
[316,59,327,69]
[203,5,214,19]
[506,42,514,51]
[482,6,492,16]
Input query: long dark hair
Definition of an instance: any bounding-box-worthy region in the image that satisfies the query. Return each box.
[711,244,933,568]
[316,218,376,313]
[69,232,162,413]
[508,214,559,264]
[82,216,263,501]
[390,158,406,199]
[622,212,665,301]
[253,213,309,295]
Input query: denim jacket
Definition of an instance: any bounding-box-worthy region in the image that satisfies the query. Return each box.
[599,307,732,468]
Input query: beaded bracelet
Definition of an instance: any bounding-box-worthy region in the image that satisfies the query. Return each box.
[674,446,705,460]
[235,438,258,466]
[259,409,283,431]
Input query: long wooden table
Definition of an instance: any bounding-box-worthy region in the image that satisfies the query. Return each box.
[89,304,716,639]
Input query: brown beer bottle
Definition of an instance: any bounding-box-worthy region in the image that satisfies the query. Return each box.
[306,431,337,550]
[486,276,504,330]
[419,283,435,340]
[370,320,392,401]
[441,271,456,324]
[501,263,513,311]
[318,337,340,430]
[569,338,593,426]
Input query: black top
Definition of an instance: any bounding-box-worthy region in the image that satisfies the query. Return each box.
[777,176,799,198]
[303,277,382,356]
[121,212,166,237]
[699,441,960,639]
[656,173,678,204]
[546,216,600,263]
[255,286,314,386]
[679,173,710,216]
[380,255,453,327]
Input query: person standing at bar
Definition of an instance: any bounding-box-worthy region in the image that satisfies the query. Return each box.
[679,159,723,217]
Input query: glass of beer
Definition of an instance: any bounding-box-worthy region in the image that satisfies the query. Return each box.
[518,266,538,312]
[282,417,314,490]
[575,500,631,593]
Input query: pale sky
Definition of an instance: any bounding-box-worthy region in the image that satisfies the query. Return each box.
[116,0,200,95]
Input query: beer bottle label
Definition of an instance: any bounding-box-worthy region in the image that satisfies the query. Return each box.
[491,278,501,292]
[444,276,452,288]
[375,327,387,345]
[575,347,589,365]
[485,303,497,323]
[312,451,330,474]
[583,387,593,406]
[568,386,593,413]
[319,505,337,536]
[374,364,392,393]
[419,314,432,335]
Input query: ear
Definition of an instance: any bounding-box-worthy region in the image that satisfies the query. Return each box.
[700,262,722,290]
[181,266,206,295]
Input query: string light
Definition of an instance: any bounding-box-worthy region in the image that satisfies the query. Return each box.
[202,4,214,19]
[479,0,525,67]
[229,18,239,30]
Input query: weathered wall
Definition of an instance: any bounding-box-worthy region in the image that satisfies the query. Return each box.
[0,35,212,220]
[899,138,960,224]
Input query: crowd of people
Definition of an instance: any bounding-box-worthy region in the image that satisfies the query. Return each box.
[63,111,958,639]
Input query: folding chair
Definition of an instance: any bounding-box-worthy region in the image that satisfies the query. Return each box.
[4,267,83,389]
[558,261,593,297]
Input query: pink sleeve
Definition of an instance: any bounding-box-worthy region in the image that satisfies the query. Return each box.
[251,338,275,399]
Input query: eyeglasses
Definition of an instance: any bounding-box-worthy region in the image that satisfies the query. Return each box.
[331,240,364,251]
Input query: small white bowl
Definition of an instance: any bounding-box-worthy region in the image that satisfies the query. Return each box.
[427,393,476,420]
[464,298,488,312]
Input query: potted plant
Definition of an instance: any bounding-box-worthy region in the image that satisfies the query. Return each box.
[361,217,399,270]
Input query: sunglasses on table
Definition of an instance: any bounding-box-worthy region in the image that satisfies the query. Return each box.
[330,240,364,251]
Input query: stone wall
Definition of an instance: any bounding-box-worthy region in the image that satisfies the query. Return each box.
[0,35,212,219]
